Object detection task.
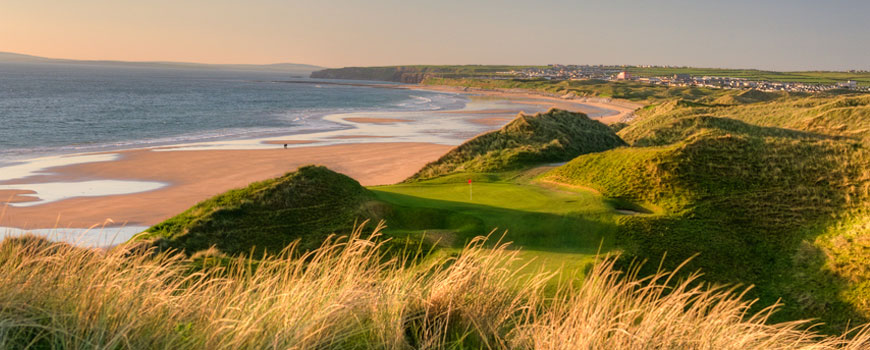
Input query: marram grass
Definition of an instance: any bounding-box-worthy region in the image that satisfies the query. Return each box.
[0,224,868,350]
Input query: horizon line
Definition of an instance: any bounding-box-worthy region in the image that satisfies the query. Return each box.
[2,50,867,74]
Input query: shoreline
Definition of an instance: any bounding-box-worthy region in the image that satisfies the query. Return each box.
[0,83,638,233]
[407,84,643,124]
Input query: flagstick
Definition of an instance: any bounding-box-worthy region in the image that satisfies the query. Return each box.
[469,180,473,201]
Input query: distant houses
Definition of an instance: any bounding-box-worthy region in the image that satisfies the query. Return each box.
[838,80,858,89]
[508,65,868,93]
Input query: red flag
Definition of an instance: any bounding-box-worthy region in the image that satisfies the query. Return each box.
[468,179,472,184]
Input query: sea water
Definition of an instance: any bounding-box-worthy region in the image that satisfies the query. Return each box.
[0,62,468,161]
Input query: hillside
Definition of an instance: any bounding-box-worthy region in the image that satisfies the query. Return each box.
[541,93,870,330]
[0,51,322,74]
[309,65,538,83]
[139,166,373,255]
[407,109,626,181]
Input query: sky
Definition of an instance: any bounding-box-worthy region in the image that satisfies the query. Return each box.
[1,0,868,70]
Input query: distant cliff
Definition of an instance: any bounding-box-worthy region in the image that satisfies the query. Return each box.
[310,67,428,83]
[310,65,538,83]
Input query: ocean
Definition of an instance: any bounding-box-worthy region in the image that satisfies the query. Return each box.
[0,62,467,161]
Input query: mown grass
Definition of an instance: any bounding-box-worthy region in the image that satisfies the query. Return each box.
[2,228,870,350]
[370,170,623,286]
[375,172,619,252]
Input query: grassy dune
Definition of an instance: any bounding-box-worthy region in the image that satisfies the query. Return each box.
[407,109,625,181]
[139,166,373,255]
[2,231,870,349]
[542,94,870,330]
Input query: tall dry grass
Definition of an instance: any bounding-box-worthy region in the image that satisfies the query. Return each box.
[0,223,868,350]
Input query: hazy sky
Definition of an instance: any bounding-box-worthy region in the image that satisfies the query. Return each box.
[2,0,868,70]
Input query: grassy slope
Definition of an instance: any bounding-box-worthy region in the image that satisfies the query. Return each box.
[541,93,870,331]
[408,109,626,181]
[139,165,373,255]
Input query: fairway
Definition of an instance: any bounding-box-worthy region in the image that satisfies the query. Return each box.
[369,172,625,260]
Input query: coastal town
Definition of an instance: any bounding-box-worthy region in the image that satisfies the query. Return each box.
[507,65,870,93]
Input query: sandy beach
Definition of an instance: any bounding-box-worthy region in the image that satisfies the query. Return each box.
[0,143,451,229]
[0,84,639,232]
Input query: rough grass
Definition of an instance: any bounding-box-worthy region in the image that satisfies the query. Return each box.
[407,109,625,181]
[620,94,870,143]
[2,230,870,350]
